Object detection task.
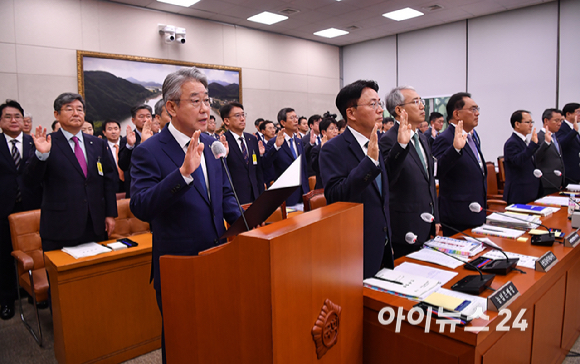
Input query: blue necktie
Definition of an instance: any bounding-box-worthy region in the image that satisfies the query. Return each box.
[288,139,297,159]
[194,166,208,198]
[552,134,560,154]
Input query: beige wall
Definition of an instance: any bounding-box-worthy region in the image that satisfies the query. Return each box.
[0,0,340,133]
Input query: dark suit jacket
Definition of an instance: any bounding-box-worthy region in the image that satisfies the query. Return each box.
[503,133,541,204]
[106,143,126,193]
[24,130,117,249]
[380,124,439,258]
[310,143,323,190]
[319,127,392,279]
[536,130,565,195]
[118,131,141,197]
[432,124,487,232]
[0,133,42,218]
[130,128,240,292]
[301,131,320,177]
[263,134,309,206]
[224,131,265,204]
[424,127,438,148]
[555,121,580,182]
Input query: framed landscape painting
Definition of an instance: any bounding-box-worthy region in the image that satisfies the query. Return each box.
[77,50,241,134]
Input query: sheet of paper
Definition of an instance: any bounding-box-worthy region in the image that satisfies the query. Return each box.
[395,262,458,286]
[406,248,469,269]
[363,268,442,301]
[535,196,572,207]
[471,224,525,239]
[423,292,465,311]
[269,155,302,190]
[481,250,539,269]
[62,242,111,259]
[435,288,488,317]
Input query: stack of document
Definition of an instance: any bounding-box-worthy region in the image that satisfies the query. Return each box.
[535,196,573,207]
[486,212,541,229]
[424,236,484,257]
[471,224,525,239]
[62,242,111,259]
[424,288,488,318]
[363,268,441,301]
[506,203,558,216]
[565,184,580,192]
[406,248,468,269]
[481,250,539,269]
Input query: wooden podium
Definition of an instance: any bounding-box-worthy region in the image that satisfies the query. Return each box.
[160,202,364,364]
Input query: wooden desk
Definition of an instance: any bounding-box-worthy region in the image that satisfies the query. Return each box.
[363,207,580,364]
[44,233,161,364]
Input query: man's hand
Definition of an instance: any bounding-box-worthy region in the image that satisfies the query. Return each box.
[141,120,153,143]
[31,126,52,154]
[179,130,204,177]
[397,109,411,145]
[258,140,265,155]
[275,129,285,148]
[367,125,379,162]
[321,134,328,147]
[453,120,467,150]
[126,125,136,146]
[531,127,538,144]
[545,130,552,143]
[432,127,437,137]
[574,114,579,132]
[105,217,116,235]
[435,224,441,236]
[219,134,229,156]
[310,130,316,145]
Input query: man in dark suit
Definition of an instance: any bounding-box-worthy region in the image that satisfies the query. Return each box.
[220,102,265,204]
[424,112,444,148]
[25,93,118,252]
[310,116,339,190]
[380,86,439,259]
[129,67,240,363]
[556,103,580,183]
[319,79,393,279]
[258,120,277,186]
[432,92,487,236]
[254,118,265,143]
[503,110,541,204]
[204,115,219,139]
[0,100,42,320]
[536,108,565,195]
[102,119,125,193]
[301,114,322,178]
[118,104,153,197]
[263,108,309,206]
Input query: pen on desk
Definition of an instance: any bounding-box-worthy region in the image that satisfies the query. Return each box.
[481,227,502,233]
[373,276,404,285]
[101,244,112,250]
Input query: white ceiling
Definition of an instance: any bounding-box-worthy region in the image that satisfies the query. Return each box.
[112,0,555,46]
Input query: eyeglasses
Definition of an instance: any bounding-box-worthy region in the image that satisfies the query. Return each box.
[521,121,535,124]
[228,112,247,119]
[136,114,152,120]
[461,106,480,113]
[399,98,425,107]
[61,106,85,114]
[176,98,210,109]
[2,114,23,121]
[355,100,384,110]
[287,115,299,121]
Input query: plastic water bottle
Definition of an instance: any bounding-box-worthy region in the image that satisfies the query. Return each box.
[568,193,575,218]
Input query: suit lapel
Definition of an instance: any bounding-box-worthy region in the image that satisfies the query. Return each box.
[228,132,248,168]
[344,128,382,197]
[0,133,17,171]
[85,137,97,178]
[201,143,215,206]
[53,130,86,177]
[21,135,33,169]
[408,134,428,180]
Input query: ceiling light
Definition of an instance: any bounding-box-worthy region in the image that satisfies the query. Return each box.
[314,28,349,38]
[156,0,200,6]
[247,11,288,25]
[383,7,424,21]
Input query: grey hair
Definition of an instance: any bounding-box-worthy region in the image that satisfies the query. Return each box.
[54,93,85,113]
[24,112,32,120]
[154,98,165,116]
[385,86,415,117]
[162,67,208,104]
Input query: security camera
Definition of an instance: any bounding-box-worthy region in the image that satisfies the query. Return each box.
[165,34,175,43]
[176,27,186,44]
[158,24,176,43]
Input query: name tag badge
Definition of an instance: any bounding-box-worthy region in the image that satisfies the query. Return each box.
[97,157,104,176]
[252,152,258,165]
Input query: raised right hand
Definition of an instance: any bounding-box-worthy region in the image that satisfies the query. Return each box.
[179,130,204,177]
[453,120,467,150]
[275,129,285,148]
[126,125,136,146]
[31,126,51,154]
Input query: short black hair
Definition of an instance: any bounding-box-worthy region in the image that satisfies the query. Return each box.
[102,119,121,131]
[210,115,216,121]
[307,114,322,127]
[446,92,471,121]
[542,108,561,124]
[51,120,60,131]
[335,80,379,120]
[131,104,152,118]
[277,107,295,123]
[510,109,531,128]
[254,118,264,127]
[259,120,274,132]
[337,119,347,131]
[319,116,338,134]
[382,117,394,125]
[219,102,244,120]
[429,112,444,123]
[84,120,94,127]
[54,93,85,113]
[298,116,307,124]
[0,99,24,117]
[562,103,580,117]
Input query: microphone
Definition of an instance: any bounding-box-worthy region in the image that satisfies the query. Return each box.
[211,141,250,231]
[554,169,579,186]
[469,201,555,247]
[407,229,495,295]
[421,212,518,275]
[534,169,580,212]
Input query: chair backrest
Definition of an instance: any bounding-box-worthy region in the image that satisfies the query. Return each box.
[8,209,44,271]
[486,162,499,195]
[308,176,316,191]
[497,156,506,187]
[302,189,326,212]
[487,199,507,213]
[109,198,150,240]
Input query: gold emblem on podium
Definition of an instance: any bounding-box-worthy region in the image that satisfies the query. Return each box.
[311,299,341,359]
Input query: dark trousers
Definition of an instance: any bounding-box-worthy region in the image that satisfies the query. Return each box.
[0,201,23,306]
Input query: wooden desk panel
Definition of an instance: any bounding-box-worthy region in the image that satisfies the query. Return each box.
[45,233,161,364]
[562,261,580,350]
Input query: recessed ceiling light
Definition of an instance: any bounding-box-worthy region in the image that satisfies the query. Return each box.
[383,7,424,21]
[247,11,288,25]
[156,0,201,7]
[314,28,349,38]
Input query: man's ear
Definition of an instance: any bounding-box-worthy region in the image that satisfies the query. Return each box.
[346,107,355,121]
[166,100,178,118]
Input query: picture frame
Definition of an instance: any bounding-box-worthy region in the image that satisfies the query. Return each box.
[77,50,242,135]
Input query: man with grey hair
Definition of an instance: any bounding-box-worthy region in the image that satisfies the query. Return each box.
[25,92,118,253]
[22,112,33,135]
[154,98,171,132]
[379,86,439,258]
[129,67,240,362]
